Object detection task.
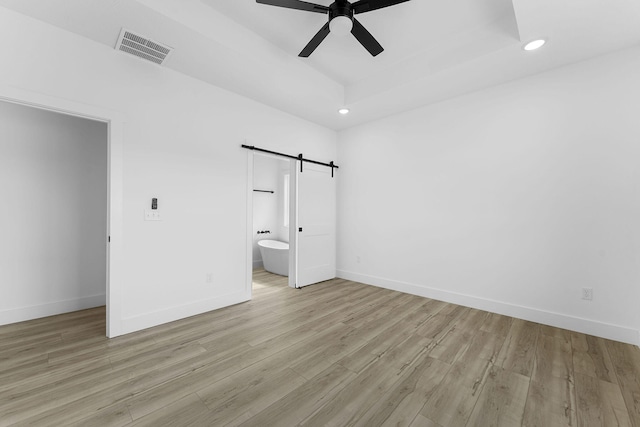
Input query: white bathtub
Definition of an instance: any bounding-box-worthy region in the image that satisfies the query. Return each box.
[258,240,289,276]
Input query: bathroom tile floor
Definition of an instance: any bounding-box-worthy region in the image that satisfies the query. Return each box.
[1,269,639,426]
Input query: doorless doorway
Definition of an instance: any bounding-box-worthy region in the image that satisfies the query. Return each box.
[0,85,124,337]
[247,152,297,295]
[0,100,107,326]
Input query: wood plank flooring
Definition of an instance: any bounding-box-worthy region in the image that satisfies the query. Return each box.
[1,270,640,426]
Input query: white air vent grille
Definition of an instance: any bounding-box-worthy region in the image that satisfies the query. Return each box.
[115,29,173,65]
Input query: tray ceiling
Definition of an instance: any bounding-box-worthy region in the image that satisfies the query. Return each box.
[1,0,640,130]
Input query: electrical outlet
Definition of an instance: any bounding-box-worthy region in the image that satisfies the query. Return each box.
[356,255,361,264]
[206,273,213,284]
[144,209,161,221]
[582,288,593,301]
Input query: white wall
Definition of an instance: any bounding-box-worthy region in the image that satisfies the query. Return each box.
[337,46,640,345]
[0,8,336,335]
[0,101,107,324]
[252,155,288,269]
[275,164,292,245]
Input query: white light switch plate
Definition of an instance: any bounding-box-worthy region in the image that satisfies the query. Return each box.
[144,209,162,221]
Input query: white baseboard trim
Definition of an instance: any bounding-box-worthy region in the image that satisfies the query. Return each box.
[0,294,107,326]
[119,291,250,336]
[337,270,640,346]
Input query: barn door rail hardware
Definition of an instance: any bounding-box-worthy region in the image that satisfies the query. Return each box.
[242,144,339,177]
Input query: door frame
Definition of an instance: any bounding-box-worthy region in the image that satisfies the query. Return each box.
[245,150,297,297]
[0,84,125,338]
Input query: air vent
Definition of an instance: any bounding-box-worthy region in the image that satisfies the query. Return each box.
[115,28,173,65]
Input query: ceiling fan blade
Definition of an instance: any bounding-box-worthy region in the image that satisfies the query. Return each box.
[351,0,411,14]
[299,22,331,57]
[351,18,384,56]
[256,0,329,14]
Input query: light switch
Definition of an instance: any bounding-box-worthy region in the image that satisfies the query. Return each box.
[144,209,162,221]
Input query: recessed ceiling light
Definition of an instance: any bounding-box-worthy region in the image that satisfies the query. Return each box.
[523,39,546,51]
[338,108,350,115]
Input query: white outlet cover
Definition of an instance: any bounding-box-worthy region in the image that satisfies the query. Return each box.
[582,288,593,301]
[144,209,162,221]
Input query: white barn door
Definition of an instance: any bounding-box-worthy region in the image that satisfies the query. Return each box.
[295,162,336,288]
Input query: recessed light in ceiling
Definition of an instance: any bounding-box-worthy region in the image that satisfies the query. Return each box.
[523,39,546,51]
[338,108,350,115]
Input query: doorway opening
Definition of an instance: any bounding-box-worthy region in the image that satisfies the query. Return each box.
[249,153,296,294]
[0,87,123,338]
[245,148,337,296]
[0,100,108,334]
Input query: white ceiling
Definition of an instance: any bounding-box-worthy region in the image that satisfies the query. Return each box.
[204,0,519,85]
[1,0,640,130]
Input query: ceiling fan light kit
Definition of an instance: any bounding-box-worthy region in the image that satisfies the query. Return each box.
[256,0,411,57]
[329,15,353,36]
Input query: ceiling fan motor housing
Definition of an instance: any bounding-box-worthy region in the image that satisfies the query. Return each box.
[329,1,354,22]
[255,0,411,57]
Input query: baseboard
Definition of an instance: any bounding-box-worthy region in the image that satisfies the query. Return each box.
[0,294,106,326]
[253,260,264,269]
[119,291,250,336]
[337,270,640,346]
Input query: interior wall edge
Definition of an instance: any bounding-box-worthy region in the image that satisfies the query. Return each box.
[0,294,106,326]
[337,269,640,346]
[119,291,250,336]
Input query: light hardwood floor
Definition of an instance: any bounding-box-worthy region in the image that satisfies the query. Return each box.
[1,270,640,426]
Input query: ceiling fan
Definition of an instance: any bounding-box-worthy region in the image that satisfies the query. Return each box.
[256,0,411,57]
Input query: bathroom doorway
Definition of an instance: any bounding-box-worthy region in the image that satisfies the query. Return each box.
[249,153,296,292]
[245,147,337,294]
